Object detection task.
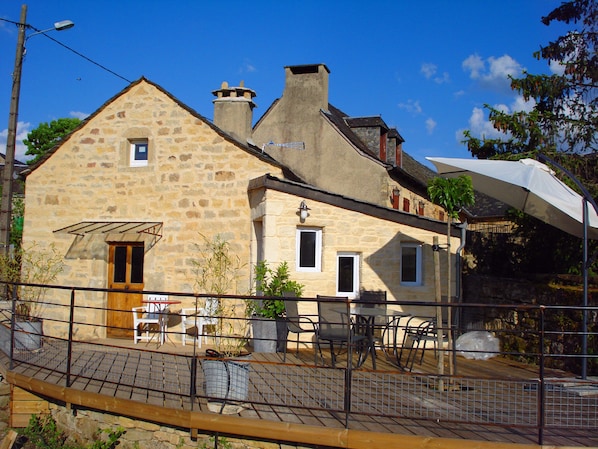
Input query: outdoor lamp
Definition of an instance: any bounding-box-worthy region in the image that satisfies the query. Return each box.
[298,201,310,221]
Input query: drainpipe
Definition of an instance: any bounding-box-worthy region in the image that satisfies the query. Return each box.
[453,220,468,375]
[454,220,468,302]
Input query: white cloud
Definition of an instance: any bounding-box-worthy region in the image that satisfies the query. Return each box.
[457,94,536,145]
[421,63,437,79]
[70,111,89,120]
[462,54,484,79]
[0,121,33,162]
[549,59,566,75]
[398,99,423,115]
[425,118,437,134]
[462,53,524,93]
[421,63,450,84]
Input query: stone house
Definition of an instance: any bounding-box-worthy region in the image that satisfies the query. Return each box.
[20,66,459,340]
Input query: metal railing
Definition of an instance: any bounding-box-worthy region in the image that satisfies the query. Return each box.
[0,282,596,446]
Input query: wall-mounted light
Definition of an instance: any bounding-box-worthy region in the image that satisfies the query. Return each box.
[298,200,310,221]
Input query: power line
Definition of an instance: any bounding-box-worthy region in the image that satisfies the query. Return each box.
[0,17,132,84]
[39,33,132,83]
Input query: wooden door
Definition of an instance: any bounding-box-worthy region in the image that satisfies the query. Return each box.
[107,243,145,338]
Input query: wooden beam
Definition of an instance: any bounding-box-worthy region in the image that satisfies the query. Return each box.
[3,371,567,449]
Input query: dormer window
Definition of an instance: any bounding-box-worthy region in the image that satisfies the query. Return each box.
[130,139,148,167]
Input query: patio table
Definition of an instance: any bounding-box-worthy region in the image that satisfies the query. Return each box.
[336,307,410,370]
[142,299,181,345]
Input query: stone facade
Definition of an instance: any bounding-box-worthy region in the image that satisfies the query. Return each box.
[21,75,459,341]
[22,79,284,337]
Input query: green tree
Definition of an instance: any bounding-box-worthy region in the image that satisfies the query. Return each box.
[24,117,81,165]
[428,175,474,377]
[463,0,597,159]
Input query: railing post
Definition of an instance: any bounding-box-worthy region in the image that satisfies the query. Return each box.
[66,288,76,388]
[538,305,545,445]
[344,298,352,428]
[9,284,16,370]
[189,295,200,408]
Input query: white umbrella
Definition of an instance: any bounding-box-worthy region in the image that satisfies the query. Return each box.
[426,155,597,379]
[426,157,598,239]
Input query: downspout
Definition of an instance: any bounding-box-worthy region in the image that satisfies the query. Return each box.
[454,220,468,302]
[453,220,468,376]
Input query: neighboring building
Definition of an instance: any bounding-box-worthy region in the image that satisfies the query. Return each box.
[250,64,445,220]
[0,153,28,196]
[21,68,459,340]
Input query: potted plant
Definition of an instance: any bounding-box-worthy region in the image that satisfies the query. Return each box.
[251,260,304,353]
[192,234,251,413]
[0,242,63,350]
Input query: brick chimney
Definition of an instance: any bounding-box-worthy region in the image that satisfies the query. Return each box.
[212,81,256,143]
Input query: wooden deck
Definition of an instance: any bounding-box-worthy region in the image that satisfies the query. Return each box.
[1,337,597,448]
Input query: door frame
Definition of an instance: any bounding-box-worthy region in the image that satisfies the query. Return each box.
[107,242,145,338]
[336,252,360,299]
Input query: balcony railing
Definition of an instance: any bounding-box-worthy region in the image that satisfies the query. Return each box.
[0,282,596,447]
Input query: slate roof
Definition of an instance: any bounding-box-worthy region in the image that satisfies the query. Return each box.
[324,105,508,218]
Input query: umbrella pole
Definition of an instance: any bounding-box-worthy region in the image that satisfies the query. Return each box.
[433,236,445,390]
[538,154,595,380]
[582,198,588,380]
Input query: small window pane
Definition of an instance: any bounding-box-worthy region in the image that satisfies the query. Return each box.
[299,231,316,268]
[131,246,144,284]
[134,143,148,161]
[401,247,417,282]
[113,246,127,283]
[337,256,354,293]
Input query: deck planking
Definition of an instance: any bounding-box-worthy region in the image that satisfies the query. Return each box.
[1,339,596,447]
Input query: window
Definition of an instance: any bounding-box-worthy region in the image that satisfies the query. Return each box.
[296,227,322,272]
[130,140,148,167]
[400,242,422,286]
[403,198,410,213]
[336,252,360,298]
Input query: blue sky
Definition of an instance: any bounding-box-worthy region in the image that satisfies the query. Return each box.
[0,1,570,168]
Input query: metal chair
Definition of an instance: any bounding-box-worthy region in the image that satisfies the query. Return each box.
[282,297,316,362]
[399,317,438,371]
[355,290,388,342]
[315,295,367,367]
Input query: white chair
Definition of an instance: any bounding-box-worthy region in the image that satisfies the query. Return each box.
[132,305,161,344]
[180,298,219,347]
[134,294,170,344]
[180,308,207,347]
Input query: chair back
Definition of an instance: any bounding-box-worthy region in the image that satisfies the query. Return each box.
[316,295,350,338]
[357,290,387,308]
[146,294,168,313]
[204,297,219,324]
[357,290,387,328]
[284,298,303,333]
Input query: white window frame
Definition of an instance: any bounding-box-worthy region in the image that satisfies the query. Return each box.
[400,242,423,286]
[130,140,148,167]
[296,227,322,272]
[336,252,360,299]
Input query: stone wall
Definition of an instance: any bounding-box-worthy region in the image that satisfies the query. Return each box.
[35,402,310,449]
[462,274,596,374]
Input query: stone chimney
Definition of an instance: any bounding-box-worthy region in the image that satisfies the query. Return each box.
[212,81,256,143]
[283,64,329,111]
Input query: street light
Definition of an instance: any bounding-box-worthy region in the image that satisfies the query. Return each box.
[1,5,74,255]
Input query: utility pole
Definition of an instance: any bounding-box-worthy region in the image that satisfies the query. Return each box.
[0,4,27,256]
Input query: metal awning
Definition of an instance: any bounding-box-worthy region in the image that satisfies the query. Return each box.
[54,221,162,238]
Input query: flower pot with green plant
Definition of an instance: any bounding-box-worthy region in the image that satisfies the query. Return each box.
[251,260,303,353]
[192,234,251,413]
[0,242,63,350]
